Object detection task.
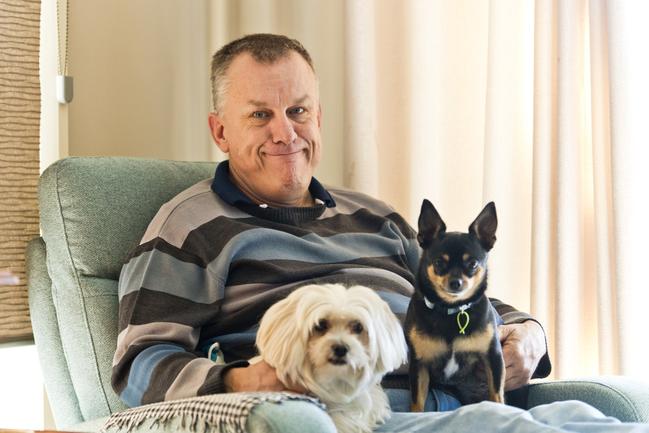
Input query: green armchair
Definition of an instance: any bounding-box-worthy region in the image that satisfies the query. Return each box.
[27,157,649,431]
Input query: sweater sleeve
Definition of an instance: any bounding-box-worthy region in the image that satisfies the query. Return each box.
[384,210,421,278]
[489,297,552,379]
[111,238,246,407]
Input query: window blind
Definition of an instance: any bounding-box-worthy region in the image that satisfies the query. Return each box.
[0,0,41,342]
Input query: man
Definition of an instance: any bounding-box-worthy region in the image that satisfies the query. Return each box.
[113,34,641,432]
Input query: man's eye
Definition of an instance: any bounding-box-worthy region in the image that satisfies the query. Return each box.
[288,107,305,116]
[252,111,269,119]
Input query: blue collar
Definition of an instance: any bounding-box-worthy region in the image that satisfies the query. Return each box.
[211,160,336,208]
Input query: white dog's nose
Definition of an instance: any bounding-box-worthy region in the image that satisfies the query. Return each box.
[332,343,348,358]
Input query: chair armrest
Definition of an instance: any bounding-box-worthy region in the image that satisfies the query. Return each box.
[526,376,649,423]
[27,237,85,428]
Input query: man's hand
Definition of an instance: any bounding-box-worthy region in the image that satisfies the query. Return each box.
[499,321,546,391]
[223,360,307,393]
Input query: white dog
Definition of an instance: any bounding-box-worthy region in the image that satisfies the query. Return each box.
[256,284,408,433]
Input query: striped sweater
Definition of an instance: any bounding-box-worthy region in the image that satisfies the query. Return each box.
[112,161,550,407]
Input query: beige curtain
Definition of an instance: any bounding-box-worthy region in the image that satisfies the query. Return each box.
[0,0,41,342]
[341,0,649,380]
[211,0,648,380]
[528,0,649,380]
[598,0,649,378]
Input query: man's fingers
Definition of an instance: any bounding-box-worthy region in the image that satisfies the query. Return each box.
[498,324,515,342]
[257,361,307,394]
[504,373,525,391]
[499,322,547,391]
[501,337,520,366]
[281,375,307,394]
[504,361,527,390]
[285,381,308,394]
[502,335,526,390]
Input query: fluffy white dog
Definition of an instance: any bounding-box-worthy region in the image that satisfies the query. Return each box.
[256,284,408,433]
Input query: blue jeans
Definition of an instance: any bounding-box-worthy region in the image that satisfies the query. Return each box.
[374,400,649,433]
[245,396,649,433]
[385,387,461,412]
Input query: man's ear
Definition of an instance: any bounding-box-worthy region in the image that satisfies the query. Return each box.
[208,112,229,153]
[417,199,446,247]
[469,201,497,251]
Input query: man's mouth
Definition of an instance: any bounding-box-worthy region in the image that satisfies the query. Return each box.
[264,149,304,157]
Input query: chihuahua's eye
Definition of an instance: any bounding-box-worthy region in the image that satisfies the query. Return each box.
[314,319,329,333]
[433,258,446,269]
[466,259,479,270]
[350,321,364,334]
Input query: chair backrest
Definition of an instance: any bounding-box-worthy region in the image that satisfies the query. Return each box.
[28,157,216,427]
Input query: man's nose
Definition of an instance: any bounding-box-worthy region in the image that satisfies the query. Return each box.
[270,115,297,144]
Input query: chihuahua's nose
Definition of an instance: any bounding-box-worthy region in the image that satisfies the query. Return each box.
[332,344,348,358]
[449,278,463,291]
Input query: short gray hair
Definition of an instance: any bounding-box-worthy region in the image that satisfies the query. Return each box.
[210,33,315,113]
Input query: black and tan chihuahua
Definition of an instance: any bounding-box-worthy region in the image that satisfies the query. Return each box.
[405,200,504,410]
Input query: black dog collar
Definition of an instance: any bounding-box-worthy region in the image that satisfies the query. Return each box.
[423,297,473,314]
[423,297,473,334]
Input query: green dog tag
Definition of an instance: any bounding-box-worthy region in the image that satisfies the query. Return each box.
[456,310,470,334]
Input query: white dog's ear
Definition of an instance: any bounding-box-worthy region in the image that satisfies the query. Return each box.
[256,293,307,385]
[371,298,409,375]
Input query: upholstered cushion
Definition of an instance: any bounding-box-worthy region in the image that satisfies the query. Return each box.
[39,157,215,279]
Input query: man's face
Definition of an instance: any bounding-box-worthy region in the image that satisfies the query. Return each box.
[209,51,322,207]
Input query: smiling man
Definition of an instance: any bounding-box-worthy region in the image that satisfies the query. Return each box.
[208,50,321,208]
[111,34,648,433]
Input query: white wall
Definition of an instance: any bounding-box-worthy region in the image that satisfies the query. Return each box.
[58,0,344,186]
[0,344,46,429]
[67,0,213,162]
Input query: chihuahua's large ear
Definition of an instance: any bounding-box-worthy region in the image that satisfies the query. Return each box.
[418,199,446,247]
[469,201,497,251]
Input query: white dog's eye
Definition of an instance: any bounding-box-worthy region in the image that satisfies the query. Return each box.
[313,318,329,333]
[350,321,364,334]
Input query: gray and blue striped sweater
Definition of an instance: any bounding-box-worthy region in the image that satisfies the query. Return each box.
[112,161,549,407]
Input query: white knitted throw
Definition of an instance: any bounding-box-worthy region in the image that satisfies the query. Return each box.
[101,392,325,433]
